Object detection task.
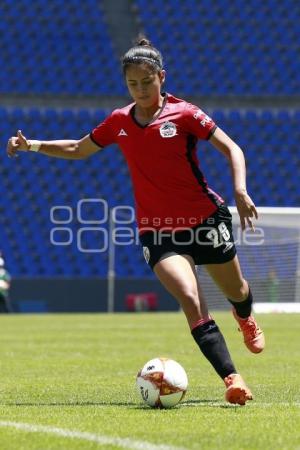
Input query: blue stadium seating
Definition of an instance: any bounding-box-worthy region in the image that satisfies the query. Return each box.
[0,0,126,95]
[1,0,299,95]
[1,107,299,277]
[1,1,299,278]
[135,0,300,95]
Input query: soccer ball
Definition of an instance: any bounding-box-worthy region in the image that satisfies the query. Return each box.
[136,357,188,408]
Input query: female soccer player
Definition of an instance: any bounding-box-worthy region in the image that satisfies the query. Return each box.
[7,37,265,405]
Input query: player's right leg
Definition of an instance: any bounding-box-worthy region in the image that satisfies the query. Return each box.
[153,254,253,405]
[154,253,209,328]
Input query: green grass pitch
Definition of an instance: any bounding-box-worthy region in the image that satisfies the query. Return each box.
[0,312,299,450]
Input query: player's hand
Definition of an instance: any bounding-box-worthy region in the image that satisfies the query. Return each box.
[235,190,258,232]
[6,130,30,158]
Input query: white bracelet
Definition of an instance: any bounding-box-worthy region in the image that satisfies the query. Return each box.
[28,140,42,152]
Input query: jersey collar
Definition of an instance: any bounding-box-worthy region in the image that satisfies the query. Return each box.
[130,92,168,129]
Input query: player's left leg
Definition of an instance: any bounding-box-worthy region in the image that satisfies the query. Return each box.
[204,255,265,353]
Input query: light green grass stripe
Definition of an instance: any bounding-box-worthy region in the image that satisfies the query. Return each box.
[0,421,187,450]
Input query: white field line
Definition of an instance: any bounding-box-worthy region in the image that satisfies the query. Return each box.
[182,401,300,408]
[0,421,187,450]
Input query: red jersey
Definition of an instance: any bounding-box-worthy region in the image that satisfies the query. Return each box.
[90,93,224,232]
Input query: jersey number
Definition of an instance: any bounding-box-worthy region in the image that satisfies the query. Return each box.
[206,222,231,248]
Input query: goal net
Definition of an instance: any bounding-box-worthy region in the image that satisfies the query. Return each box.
[197,207,300,311]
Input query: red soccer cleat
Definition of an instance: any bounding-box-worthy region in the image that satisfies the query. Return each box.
[232,309,265,353]
[224,373,253,405]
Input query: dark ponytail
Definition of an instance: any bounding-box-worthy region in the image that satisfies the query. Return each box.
[122,35,163,73]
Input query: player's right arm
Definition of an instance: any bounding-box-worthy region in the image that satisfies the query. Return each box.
[6,130,101,159]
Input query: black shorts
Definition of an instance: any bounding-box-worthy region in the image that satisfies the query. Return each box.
[139,204,237,270]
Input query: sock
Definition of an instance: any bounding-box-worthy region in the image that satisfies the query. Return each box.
[191,320,237,379]
[228,287,253,319]
[191,314,213,331]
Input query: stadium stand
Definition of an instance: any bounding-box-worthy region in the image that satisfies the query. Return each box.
[1,0,299,96]
[0,0,126,95]
[1,0,299,284]
[135,0,300,95]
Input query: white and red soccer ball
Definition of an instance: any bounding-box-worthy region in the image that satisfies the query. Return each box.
[136,357,188,408]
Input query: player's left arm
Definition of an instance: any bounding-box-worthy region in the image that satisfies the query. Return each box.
[209,126,258,231]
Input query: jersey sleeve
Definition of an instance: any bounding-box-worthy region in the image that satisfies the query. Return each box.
[183,103,217,140]
[89,110,118,148]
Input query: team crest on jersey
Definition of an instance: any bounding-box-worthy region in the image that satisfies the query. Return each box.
[159,121,177,138]
[143,246,150,264]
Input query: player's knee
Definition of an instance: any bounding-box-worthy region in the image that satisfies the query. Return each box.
[227,278,249,301]
[178,288,199,306]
